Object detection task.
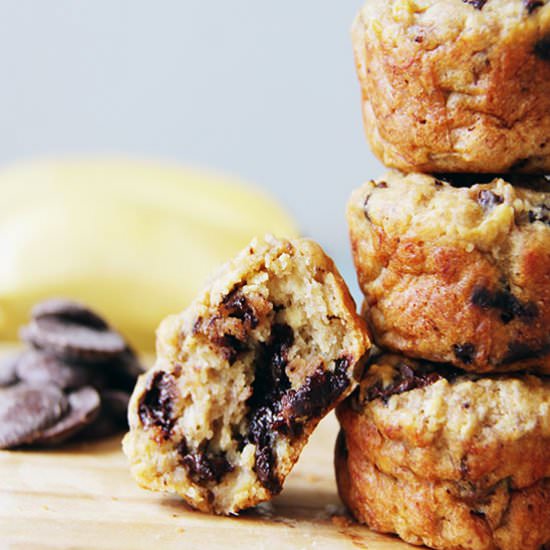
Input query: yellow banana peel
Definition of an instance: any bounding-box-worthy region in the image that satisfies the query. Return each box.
[0,159,299,352]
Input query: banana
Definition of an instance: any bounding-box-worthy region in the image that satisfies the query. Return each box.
[0,159,299,352]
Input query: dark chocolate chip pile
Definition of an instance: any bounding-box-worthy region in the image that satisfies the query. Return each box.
[0,298,143,449]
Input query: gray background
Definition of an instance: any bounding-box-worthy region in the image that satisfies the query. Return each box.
[0,1,383,288]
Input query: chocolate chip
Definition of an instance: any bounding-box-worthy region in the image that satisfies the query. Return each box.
[15,350,103,390]
[0,352,20,387]
[463,0,487,9]
[245,324,294,493]
[535,36,550,61]
[33,386,101,446]
[178,439,233,485]
[20,317,127,363]
[138,371,177,438]
[501,341,549,364]
[31,299,109,330]
[248,405,281,493]
[221,288,259,330]
[471,285,539,324]
[362,362,455,404]
[253,324,294,401]
[99,389,130,423]
[214,334,247,364]
[199,288,263,364]
[277,357,351,432]
[524,0,544,12]
[477,190,503,211]
[375,181,388,189]
[0,384,68,449]
[77,390,130,440]
[453,343,476,365]
[104,349,144,392]
[471,286,494,309]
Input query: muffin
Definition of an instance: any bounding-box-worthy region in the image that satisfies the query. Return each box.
[347,172,550,373]
[336,353,550,550]
[123,236,371,514]
[352,0,550,173]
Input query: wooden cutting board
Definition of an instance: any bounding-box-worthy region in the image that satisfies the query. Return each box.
[0,410,413,550]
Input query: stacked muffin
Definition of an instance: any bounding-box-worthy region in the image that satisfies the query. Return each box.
[336,0,550,549]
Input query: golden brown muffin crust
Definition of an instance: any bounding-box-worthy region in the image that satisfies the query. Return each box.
[348,172,550,373]
[353,0,550,173]
[335,354,550,549]
[336,431,550,550]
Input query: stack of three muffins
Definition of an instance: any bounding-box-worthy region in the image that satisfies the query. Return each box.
[336,0,550,549]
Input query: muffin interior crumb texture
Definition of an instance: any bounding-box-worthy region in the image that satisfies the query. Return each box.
[125,238,368,514]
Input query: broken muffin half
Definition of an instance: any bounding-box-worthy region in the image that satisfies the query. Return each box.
[123,236,371,514]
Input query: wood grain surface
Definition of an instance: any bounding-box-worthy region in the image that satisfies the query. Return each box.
[0,410,413,550]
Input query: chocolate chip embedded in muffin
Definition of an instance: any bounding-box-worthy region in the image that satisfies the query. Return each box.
[524,0,545,13]
[477,190,503,211]
[452,343,478,365]
[463,0,487,10]
[471,285,539,325]
[138,371,178,439]
[123,236,371,514]
[528,203,550,225]
[178,438,234,485]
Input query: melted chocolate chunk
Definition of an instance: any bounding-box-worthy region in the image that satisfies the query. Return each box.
[258,324,294,393]
[277,356,351,431]
[363,363,452,404]
[138,371,177,438]
[178,439,233,484]
[535,36,550,61]
[471,285,539,324]
[453,343,476,365]
[478,190,503,211]
[215,334,247,364]
[202,288,261,364]
[524,0,544,12]
[463,0,487,9]
[248,406,280,493]
[246,324,294,493]
[221,287,259,329]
